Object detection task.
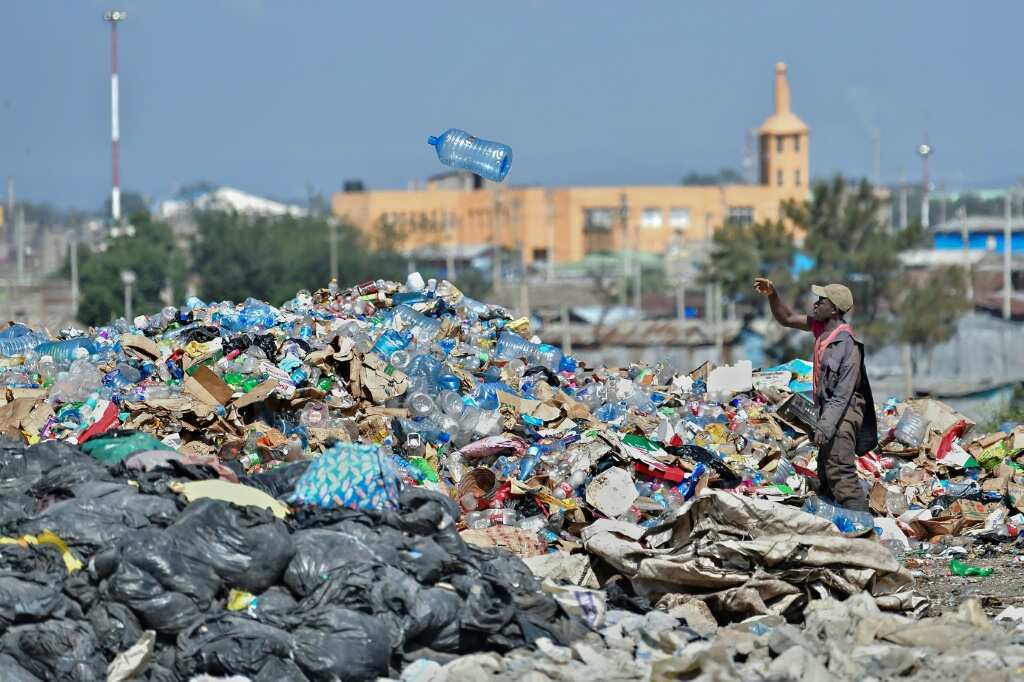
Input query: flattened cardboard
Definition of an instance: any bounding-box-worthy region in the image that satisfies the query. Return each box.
[359,353,409,404]
[120,334,160,360]
[183,365,233,406]
[231,380,279,409]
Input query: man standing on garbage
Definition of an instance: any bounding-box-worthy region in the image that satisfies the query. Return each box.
[754,279,877,512]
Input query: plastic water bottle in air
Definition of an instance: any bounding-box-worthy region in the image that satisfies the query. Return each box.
[427,128,513,182]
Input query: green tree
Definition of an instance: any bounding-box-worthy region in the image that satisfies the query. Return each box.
[788,176,924,340]
[892,267,971,373]
[67,210,187,326]
[681,168,745,186]
[191,211,407,304]
[702,218,797,308]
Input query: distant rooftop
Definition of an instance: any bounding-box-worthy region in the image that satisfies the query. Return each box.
[158,187,308,219]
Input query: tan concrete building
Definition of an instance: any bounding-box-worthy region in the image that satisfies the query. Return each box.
[333,62,809,265]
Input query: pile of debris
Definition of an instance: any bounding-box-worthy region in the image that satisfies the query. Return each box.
[0,274,1020,679]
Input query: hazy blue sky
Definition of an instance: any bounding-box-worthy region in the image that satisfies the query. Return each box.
[1,1,1020,208]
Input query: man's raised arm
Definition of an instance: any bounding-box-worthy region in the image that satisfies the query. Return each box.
[754,278,809,331]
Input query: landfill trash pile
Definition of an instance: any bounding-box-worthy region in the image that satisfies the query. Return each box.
[0,274,1021,679]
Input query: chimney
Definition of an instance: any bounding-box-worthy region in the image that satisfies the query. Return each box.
[774,62,790,114]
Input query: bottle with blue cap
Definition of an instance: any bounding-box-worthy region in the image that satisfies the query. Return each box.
[427,129,513,182]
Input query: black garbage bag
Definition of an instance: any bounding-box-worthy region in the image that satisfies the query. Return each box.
[103,557,206,634]
[404,586,463,653]
[390,487,461,536]
[0,618,106,681]
[0,440,113,501]
[87,600,145,658]
[0,572,83,627]
[290,607,391,682]
[284,527,403,598]
[175,613,296,679]
[668,443,742,488]
[170,499,294,594]
[253,658,312,682]
[0,494,35,530]
[0,654,43,681]
[240,459,311,499]
[99,499,294,634]
[180,325,220,344]
[252,585,299,615]
[19,482,179,554]
[0,440,44,496]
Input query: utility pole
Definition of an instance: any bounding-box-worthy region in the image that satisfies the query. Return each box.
[871,128,881,188]
[104,10,126,223]
[514,198,529,318]
[632,227,642,314]
[918,142,932,229]
[959,206,972,302]
[5,177,12,257]
[899,169,908,229]
[328,219,338,282]
[70,233,80,317]
[619,193,630,307]
[121,269,136,321]
[545,189,555,282]
[444,210,455,282]
[491,187,502,294]
[704,211,714,326]
[713,282,724,364]
[16,208,25,284]
[1004,189,1013,320]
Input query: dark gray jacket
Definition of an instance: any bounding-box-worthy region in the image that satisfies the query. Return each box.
[815,330,878,454]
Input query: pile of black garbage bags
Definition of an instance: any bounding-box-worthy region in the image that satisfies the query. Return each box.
[0,440,587,681]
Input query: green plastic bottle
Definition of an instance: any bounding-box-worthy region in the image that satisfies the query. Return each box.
[949,559,993,577]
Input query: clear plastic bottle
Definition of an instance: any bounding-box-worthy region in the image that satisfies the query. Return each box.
[407,392,437,419]
[0,331,53,358]
[773,457,796,486]
[894,410,929,448]
[534,344,564,372]
[427,128,513,182]
[495,331,537,363]
[438,390,464,416]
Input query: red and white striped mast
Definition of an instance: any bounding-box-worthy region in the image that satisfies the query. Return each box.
[104,10,126,223]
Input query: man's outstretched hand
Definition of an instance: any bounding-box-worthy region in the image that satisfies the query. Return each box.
[753,278,775,297]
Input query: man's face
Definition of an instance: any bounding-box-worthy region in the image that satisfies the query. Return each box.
[811,296,836,321]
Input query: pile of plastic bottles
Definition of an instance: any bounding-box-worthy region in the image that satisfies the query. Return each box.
[2,273,1019,553]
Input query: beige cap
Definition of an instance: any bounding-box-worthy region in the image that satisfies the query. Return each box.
[811,283,854,313]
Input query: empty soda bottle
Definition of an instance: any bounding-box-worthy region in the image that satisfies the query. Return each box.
[427,128,513,182]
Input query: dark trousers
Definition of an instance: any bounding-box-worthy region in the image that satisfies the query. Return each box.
[817,394,869,512]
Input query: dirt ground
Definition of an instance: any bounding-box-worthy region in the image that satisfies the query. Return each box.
[905,541,1024,617]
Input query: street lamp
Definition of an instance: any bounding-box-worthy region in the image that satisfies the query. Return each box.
[104,10,126,223]
[120,269,136,321]
[917,142,933,228]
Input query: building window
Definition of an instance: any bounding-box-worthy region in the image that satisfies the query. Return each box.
[641,208,663,229]
[795,169,801,186]
[670,207,691,229]
[727,206,754,225]
[584,207,615,232]
[777,169,784,186]
[533,248,549,262]
[794,134,800,152]
[776,136,783,153]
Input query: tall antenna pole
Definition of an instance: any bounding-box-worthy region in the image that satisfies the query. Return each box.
[104,10,126,223]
